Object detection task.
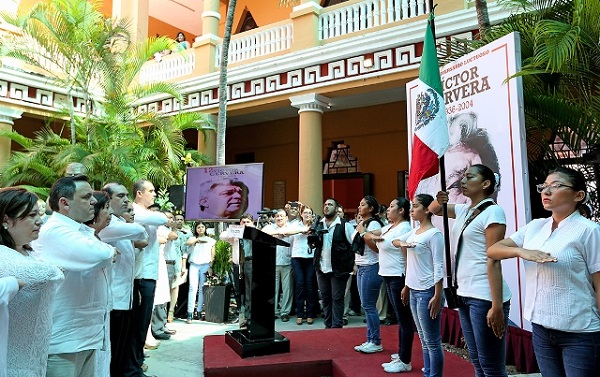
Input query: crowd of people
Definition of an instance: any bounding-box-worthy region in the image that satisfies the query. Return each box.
[1,162,599,377]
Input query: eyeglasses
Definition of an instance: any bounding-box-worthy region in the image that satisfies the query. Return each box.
[536,183,575,193]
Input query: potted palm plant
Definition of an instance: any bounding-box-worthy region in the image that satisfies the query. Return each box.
[203,238,233,323]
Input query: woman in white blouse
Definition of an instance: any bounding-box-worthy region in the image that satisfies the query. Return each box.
[353,196,384,354]
[0,187,63,377]
[394,194,444,376]
[185,222,216,323]
[430,164,510,377]
[372,197,413,372]
[489,167,600,376]
[289,205,316,325]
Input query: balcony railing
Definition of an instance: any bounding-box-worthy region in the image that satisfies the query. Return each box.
[139,52,195,84]
[216,22,293,66]
[319,0,430,40]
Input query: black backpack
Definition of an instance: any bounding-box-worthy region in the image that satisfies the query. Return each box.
[351,217,385,256]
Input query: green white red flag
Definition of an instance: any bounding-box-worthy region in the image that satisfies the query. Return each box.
[408,13,449,199]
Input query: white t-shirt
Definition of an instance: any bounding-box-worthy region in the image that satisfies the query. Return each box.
[289,223,312,258]
[377,221,412,276]
[510,211,600,332]
[187,236,216,265]
[403,227,444,290]
[453,202,511,302]
[354,219,383,266]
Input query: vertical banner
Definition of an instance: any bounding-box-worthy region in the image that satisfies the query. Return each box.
[407,32,531,329]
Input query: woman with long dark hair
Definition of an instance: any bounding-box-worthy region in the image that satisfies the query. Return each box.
[373,197,414,372]
[394,194,444,376]
[353,195,385,354]
[85,191,114,377]
[185,222,216,323]
[430,164,511,376]
[0,187,63,377]
[489,167,600,376]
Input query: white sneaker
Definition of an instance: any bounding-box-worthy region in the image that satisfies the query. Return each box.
[381,353,399,367]
[383,360,412,373]
[354,341,370,352]
[357,342,383,353]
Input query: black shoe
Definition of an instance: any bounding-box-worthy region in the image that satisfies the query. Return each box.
[163,328,176,335]
[281,314,290,322]
[153,333,171,340]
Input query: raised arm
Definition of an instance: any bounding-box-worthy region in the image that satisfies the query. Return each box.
[429,191,456,219]
[99,218,147,243]
[488,238,557,263]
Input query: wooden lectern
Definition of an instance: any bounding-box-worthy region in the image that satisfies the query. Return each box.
[225,226,291,358]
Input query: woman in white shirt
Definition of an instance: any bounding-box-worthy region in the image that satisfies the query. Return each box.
[489,167,600,376]
[0,187,63,377]
[185,222,216,323]
[394,194,444,376]
[86,191,115,377]
[289,205,316,325]
[430,164,510,377]
[353,196,384,354]
[373,197,413,372]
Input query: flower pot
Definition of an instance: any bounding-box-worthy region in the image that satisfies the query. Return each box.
[203,284,232,323]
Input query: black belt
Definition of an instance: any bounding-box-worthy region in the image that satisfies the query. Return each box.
[165,260,176,265]
[244,257,252,261]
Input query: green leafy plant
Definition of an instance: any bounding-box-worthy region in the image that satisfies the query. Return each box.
[206,239,232,286]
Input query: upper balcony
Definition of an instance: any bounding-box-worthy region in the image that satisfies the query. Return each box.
[0,0,513,120]
[137,0,484,85]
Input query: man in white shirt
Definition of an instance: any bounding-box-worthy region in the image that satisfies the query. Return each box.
[220,214,255,327]
[35,175,116,377]
[313,198,355,329]
[128,180,168,377]
[262,209,293,322]
[151,211,178,339]
[98,182,148,377]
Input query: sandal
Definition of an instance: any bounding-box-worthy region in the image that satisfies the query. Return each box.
[296,317,303,325]
[306,317,314,325]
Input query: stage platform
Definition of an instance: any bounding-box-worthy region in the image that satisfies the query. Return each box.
[204,324,474,377]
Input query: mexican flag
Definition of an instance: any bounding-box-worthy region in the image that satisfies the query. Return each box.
[407,13,449,199]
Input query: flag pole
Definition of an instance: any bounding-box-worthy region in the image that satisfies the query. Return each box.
[427,1,453,290]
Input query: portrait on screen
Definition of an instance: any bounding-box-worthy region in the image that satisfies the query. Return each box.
[185,163,264,221]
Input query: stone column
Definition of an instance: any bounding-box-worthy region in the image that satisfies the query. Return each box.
[197,114,217,165]
[112,0,149,41]
[193,0,221,75]
[201,0,221,36]
[0,107,23,167]
[290,93,330,212]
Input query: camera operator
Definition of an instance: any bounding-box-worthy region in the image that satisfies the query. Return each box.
[312,198,355,328]
[257,208,276,229]
[285,201,302,226]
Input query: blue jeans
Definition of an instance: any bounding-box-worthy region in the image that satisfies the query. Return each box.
[410,287,444,377]
[291,257,316,318]
[188,262,210,313]
[458,297,510,377]
[383,275,414,363]
[532,323,600,377]
[357,264,383,345]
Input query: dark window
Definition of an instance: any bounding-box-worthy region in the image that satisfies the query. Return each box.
[235,152,255,164]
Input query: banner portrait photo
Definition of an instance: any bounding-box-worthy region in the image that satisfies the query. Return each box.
[406,32,531,329]
[185,163,264,222]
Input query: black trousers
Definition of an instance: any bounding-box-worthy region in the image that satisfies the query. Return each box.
[110,309,133,376]
[124,279,156,377]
